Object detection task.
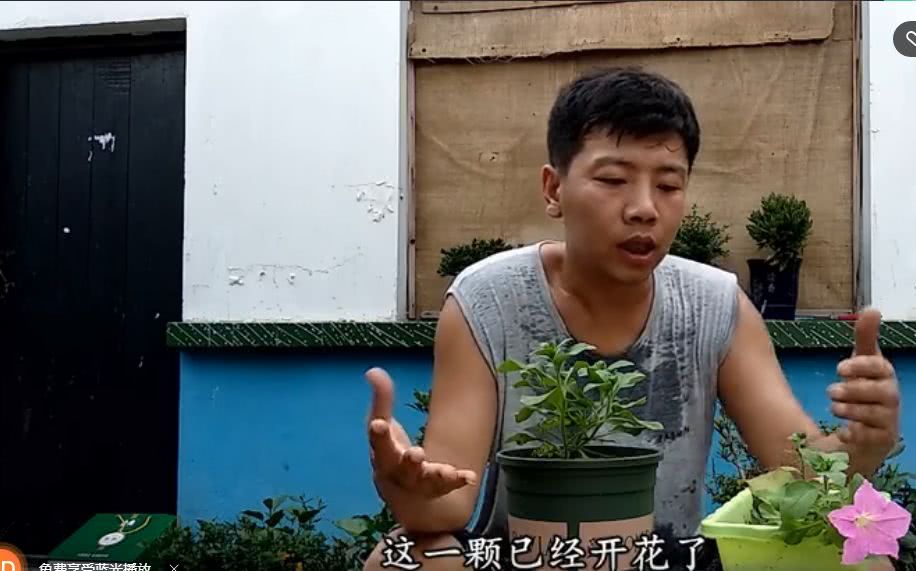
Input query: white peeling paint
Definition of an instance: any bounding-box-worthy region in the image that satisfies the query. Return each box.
[88,132,116,152]
[344,181,398,223]
[863,2,916,319]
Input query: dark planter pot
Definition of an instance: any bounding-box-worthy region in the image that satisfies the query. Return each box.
[746,258,801,320]
[495,444,662,570]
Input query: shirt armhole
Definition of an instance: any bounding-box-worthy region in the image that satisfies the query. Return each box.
[716,276,741,367]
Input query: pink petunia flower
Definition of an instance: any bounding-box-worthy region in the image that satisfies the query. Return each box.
[828,479,912,565]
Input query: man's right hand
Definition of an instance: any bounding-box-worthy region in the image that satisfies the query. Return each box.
[366,367,477,499]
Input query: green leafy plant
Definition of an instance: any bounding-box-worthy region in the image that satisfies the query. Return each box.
[746,193,813,271]
[707,415,765,506]
[407,388,431,445]
[496,338,662,459]
[335,506,397,569]
[670,204,731,266]
[746,433,857,546]
[709,416,916,569]
[146,495,351,571]
[707,418,843,507]
[437,238,517,277]
[745,433,916,555]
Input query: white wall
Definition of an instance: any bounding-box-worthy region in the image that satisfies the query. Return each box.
[863,2,916,320]
[0,1,407,322]
[6,1,915,322]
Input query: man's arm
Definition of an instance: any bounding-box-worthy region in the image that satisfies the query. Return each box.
[717,293,899,479]
[369,295,497,533]
[717,291,823,471]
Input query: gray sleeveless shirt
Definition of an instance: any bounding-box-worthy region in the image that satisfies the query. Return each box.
[445,242,740,542]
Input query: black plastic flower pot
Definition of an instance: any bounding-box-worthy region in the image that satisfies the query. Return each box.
[747,258,801,320]
[495,444,662,570]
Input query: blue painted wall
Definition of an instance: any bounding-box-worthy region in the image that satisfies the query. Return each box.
[178,349,916,536]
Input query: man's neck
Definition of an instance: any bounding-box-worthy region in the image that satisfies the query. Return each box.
[552,243,655,317]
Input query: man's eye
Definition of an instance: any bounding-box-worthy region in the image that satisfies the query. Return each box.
[597,177,626,186]
[659,184,681,192]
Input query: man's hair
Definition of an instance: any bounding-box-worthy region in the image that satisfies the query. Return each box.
[547,66,701,174]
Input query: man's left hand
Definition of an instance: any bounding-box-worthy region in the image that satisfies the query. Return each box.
[828,308,900,476]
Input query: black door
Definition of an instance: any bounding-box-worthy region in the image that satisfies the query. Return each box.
[0,33,186,554]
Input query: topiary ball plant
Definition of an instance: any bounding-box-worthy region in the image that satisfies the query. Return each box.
[437,238,517,278]
[746,193,813,271]
[670,204,731,266]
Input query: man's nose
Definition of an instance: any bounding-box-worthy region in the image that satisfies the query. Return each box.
[624,185,659,224]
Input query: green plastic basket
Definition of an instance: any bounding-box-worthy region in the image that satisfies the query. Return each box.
[700,488,871,571]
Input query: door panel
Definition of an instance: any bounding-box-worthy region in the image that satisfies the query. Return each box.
[0,34,185,554]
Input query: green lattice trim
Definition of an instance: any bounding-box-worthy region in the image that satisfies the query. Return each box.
[166,321,437,350]
[166,320,916,350]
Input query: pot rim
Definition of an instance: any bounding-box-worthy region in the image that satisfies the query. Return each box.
[495,444,662,469]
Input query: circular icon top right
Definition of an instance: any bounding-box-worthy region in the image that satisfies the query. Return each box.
[894,21,916,57]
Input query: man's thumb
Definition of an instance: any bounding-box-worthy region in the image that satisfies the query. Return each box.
[367,367,395,421]
[853,308,882,357]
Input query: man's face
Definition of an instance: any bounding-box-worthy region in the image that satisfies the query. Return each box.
[543,130,689,284]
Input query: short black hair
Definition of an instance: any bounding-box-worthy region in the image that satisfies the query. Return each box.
[547,66,700,174]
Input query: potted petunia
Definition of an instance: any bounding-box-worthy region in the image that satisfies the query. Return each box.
[495,339,664,569]
[701,432,913,570]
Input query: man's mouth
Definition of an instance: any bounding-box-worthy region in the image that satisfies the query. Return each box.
[618,236,657,257]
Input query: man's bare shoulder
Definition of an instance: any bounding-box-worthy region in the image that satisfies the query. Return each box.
[449,243,540,288]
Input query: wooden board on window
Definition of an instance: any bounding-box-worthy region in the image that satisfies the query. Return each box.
[412,28,855,314]
[420,1,620,14]
[410,0,836,60]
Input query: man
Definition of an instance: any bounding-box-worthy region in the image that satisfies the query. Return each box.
[363,68,901,570]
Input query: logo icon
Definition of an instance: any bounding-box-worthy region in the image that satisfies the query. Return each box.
[0,544,26,571]
[893,21,916,57]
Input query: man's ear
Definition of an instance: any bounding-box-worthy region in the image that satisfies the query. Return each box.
[542,164,562,219]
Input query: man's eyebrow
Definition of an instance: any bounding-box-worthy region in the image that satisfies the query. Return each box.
[592,156,687,176]
[657,164,688,176]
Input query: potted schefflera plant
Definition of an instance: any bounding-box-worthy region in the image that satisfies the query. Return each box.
[745,193,813,320]
[701,432,913,570]
[495,339,664,569]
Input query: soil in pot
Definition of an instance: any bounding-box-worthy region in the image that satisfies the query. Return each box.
[496,444,662,570]
[747,258,801,320]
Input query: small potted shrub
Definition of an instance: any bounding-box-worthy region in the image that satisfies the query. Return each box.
[745,193,813,320]
[670,204,731,267]
[437,238,517,280]
[495,339,663,569]
[701,433,913,571]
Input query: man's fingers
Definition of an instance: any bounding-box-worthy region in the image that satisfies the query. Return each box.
[369,419,403,474]
[367,367,395,421]
[420,463,477,495]
[854,308,882,357]
[829,379,899,406]
[831,401,893,428]
[837,356,895,380]
[393,446,425,486]
[836,421,894,448]
[455,469,479,487]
